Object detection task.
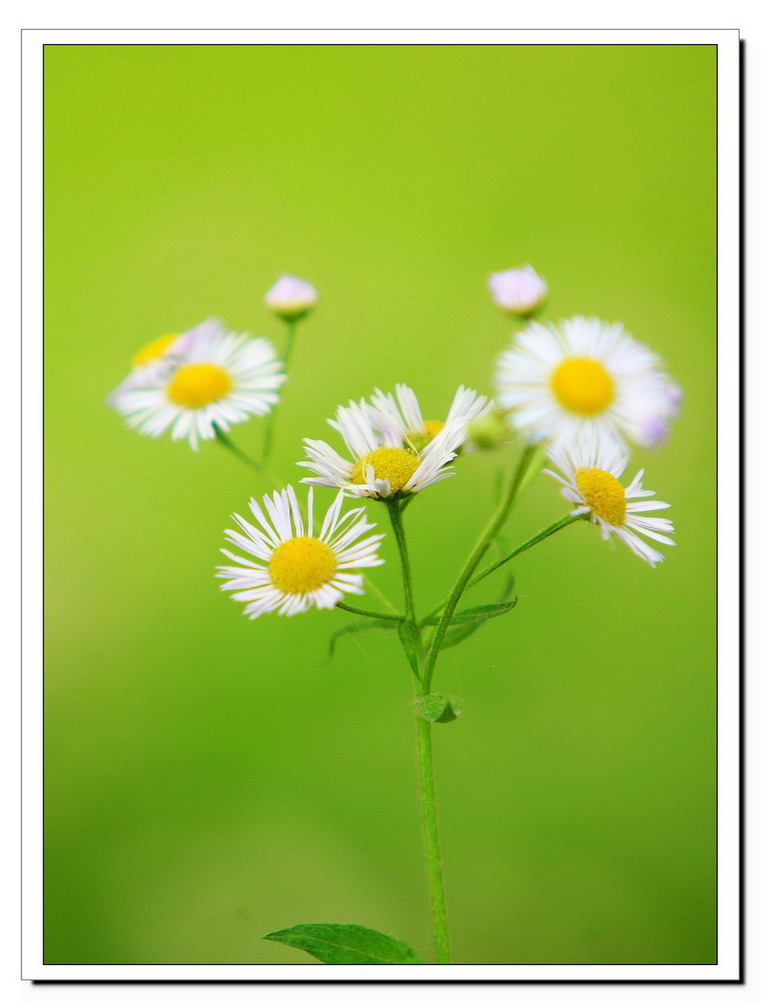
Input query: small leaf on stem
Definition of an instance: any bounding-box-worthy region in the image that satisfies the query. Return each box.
[433,595,518,651]
[413,693,464,724]
[263,923,423,964]
[426,597,518,627]
[397,620,421,677]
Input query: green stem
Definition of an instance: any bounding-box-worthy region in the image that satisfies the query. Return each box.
[215,428,277,489]
[387,497,451,964]
[335,601,403,623]
[468,514,580,590]
[262,318,298,461]
[422,513,580,624]
[424,444,537,688]
[414,707,452,964]
[387,498,417,626]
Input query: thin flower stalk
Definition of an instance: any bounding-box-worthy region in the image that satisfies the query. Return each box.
[387,498,451,964]
[335,601,404,622]
[422,513,581,626]
[215,427,278,489]
[263,317,300,461]
[424,445,537,688]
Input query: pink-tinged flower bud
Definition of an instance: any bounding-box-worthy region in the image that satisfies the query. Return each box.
[488,265,548,317]
[634,415,671,449]
[265,275,318,320]
[664,383,684,415]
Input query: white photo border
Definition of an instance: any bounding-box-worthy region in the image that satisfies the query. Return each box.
[21,27,741,984]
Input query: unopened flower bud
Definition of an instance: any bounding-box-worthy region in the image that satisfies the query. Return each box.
[634,414,671,449]
[467,408,510,451]
[632,382,683,448]
[265,275,318,321]
[488,265,548,317]
[664,383,684,415]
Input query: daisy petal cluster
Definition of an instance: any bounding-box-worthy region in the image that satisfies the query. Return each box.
[369,384,493,453]
[545,440,675,566]
[217,486,384,618]
[108,318,286,450]
[495,316,681,452]
[300,384,491,499]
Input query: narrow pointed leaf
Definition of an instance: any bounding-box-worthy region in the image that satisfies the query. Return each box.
[426,597,518,629]
[449,597,518,625]
[264,923,423,965]
[438,562,516,651]
[440,619,485,651]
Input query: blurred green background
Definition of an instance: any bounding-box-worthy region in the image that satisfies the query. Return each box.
[44,44,716,966]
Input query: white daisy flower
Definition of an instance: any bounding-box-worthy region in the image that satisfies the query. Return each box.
[495,316,681,452]
[299,385,490,499]
[216,486,384,619]
[545,440,675,567]
[108,318,286,450]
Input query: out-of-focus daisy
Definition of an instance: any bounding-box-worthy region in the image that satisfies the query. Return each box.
[265,274,318,320]
[299,385,489,499]
[108,318,286,450]
[488,265,548,317]
[545,440,675,567]
[107,329,187,398]
[631,384,684,448]
[495,316,681,451]
[131,331,182,369]
[216,486,384,619]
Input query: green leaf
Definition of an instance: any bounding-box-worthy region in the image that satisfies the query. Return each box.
[419,558,516,654]
[413,692,464,723]
[323,619,397,662]
[397,620,420,676]
[429,597,518,628]
[264,923,423,965]
[437,556,516,652]
[440,619,485,651]
[450,597,518,624]
[438,596,518,651]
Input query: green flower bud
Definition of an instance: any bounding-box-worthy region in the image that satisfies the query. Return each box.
[467,409,511,451]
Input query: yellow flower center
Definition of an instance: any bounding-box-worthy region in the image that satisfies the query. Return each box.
[351,446,421,494]
[166,363,233,409]
[406,419,445,453]
[132,333,179,368]
[268,537,337,595]
[423,419,445,438]
[551,357,615,416]
[575,467,627,525]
